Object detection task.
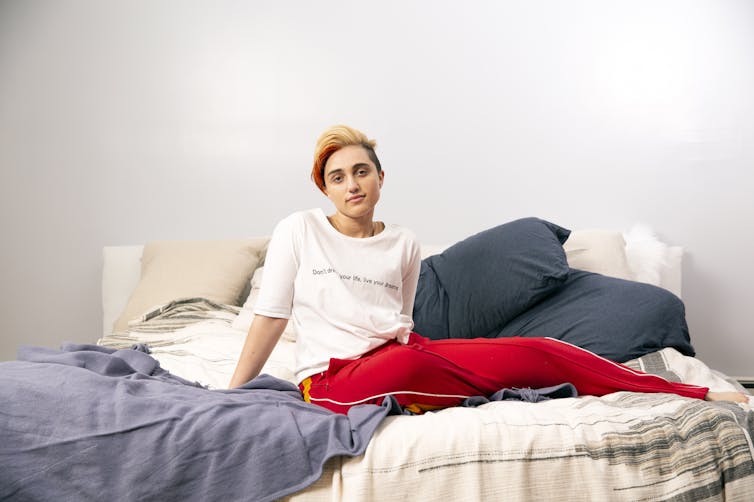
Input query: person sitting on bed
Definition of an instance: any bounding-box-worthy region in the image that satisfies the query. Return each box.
[228,124,747,414]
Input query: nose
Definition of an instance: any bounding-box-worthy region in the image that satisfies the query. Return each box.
[346,176,359,192]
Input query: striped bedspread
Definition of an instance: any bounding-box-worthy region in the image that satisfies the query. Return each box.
[101,298,754,501]
[291,350,754,501]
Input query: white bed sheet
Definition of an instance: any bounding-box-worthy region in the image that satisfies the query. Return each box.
[132,320,296,389]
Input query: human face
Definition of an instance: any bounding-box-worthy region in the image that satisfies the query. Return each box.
[323,145,384,223]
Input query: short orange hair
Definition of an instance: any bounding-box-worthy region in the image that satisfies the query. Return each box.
[311,125,381,193]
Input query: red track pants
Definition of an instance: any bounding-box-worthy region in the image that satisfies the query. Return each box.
[298,333,708,414]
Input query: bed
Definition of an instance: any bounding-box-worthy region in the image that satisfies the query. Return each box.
[2,218,753,501]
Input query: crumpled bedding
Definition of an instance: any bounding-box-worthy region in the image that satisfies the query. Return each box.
[1,341,585,500]
[0,344,394,502]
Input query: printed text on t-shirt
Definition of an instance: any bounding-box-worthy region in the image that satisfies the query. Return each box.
[311,267,399,291]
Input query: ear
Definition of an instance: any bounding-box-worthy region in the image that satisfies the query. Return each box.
[378,170,385,188]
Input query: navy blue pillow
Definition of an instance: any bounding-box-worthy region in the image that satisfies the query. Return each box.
[413,262,450,339]
[496,269,695,362]
[414,217,571,340]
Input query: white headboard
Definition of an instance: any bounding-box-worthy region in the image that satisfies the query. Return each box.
[102,245,144,338]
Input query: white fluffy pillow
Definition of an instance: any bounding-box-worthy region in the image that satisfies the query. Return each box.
[623,224,669,286]
[231,267,298,342]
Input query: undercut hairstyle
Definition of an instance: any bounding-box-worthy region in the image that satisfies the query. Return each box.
[311,125,381,193]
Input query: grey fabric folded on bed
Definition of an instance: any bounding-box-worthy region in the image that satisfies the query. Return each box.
[0,344,395,502]
[461,382,578,407]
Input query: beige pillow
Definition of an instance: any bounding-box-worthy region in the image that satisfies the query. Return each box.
[420,244,449,259]
[563,229,633,281]
[113,239,267,333]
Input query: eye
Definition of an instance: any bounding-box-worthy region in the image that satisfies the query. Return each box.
[331,175,343,183]
[357,168,368,176]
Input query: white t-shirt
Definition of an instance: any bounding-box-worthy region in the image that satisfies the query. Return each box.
[254,208,422,383]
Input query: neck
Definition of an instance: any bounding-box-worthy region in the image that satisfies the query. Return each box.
[328,213,375,238]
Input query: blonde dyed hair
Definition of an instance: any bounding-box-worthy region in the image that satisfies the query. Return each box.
[311,125,381,193]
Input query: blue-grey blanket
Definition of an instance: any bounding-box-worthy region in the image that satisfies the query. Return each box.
[0,344,395,502]
[0,343,577,500]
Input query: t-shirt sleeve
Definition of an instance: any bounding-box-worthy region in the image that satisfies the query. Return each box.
[401,236,422,317]
[253,215,299,319]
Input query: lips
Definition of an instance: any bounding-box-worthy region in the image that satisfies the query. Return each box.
[347,195,365,203]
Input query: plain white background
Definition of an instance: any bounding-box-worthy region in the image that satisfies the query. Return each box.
[1,0,752,376]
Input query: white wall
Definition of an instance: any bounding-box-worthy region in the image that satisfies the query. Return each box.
[1,0,753,375]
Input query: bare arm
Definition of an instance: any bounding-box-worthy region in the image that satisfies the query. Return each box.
[228,314,288,388]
